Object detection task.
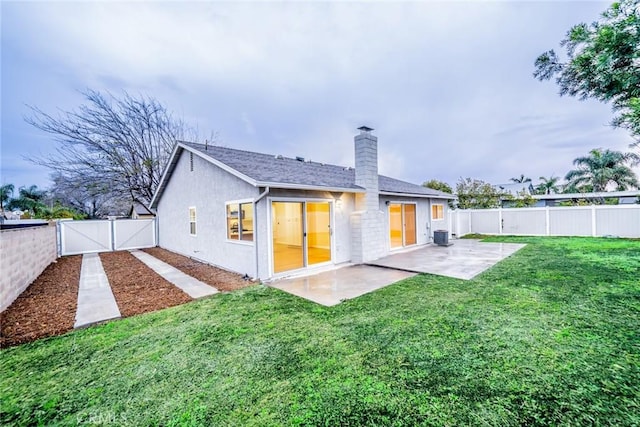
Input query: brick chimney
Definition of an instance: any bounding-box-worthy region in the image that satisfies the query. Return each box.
[350,126,386,263]
[354,126,379,211]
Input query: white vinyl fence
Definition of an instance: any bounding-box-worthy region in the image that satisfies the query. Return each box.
[450,205,640,238]
[58,219,156,255]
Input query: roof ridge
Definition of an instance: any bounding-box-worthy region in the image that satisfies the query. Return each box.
[179,140,351,169]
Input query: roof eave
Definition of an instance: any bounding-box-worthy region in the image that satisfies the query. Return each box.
[150,144,181,209]
[150,142,261,209]
[258,181,366,193]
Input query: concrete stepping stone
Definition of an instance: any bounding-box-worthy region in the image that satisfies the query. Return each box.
[129,250,218,299]
[74,253,121,328]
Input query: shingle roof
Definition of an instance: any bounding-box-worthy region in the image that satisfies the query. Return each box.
[181,141,362,190]
[151,141,453,207]
[181,141,451,198]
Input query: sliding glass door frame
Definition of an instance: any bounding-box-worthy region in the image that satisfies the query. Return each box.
[268,197,335,277]
[388,201,418,249]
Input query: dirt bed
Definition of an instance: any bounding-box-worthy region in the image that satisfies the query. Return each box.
[100,251,192,317]
[1,248,251,347]
[1,256,82,348]
[143,247,254,291]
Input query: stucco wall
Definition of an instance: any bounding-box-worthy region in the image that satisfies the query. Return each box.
[429,199,450,237]
[157,150,259,277]
[0,224,57,312]
[378,196,449,251]
[261,189,355,278]
[155,147,451,279]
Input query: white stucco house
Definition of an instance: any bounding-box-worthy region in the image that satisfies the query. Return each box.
[150,127,454,280]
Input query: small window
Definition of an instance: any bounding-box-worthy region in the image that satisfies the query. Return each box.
[190,152,194,172]
[189,207,197,235]
[227,202,253,242]
[431,204,444,220]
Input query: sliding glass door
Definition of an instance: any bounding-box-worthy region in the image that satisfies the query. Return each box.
[271,201,332,274]
[306,202,331,266]
[389,204,403,249]
[272,202,304,273]
[404,204,417,246]
[389,203,417,248]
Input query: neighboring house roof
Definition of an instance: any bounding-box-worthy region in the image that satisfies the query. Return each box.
[129,203,155,217]
[151,141,453,208]
[529,190,640,200]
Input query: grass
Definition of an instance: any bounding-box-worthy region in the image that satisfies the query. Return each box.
[1,236,639,426]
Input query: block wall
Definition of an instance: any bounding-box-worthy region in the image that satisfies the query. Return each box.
[0,224,58,312]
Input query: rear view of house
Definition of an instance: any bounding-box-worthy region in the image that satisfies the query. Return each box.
[150,127,453,280]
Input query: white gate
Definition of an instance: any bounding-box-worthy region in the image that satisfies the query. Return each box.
[114,219,156,251]
[59,219,156,255]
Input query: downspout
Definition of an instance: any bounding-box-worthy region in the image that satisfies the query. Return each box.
[253,186,270,280]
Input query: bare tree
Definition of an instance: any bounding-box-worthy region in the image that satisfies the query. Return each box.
[46,172,130,218]
[26,89,195,207]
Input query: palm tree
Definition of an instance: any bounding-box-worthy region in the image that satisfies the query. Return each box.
[565,149,639,192]
[510,174,532,184]
[7,185,47,215]
[535,176,560,195]
[0,183,14,212]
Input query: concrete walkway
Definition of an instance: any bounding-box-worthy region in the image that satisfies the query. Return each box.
[74,253,121,328]
[130,250,218,298]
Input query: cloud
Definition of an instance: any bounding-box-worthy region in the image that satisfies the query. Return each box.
[3,0,635,191]
[241,113,256,136]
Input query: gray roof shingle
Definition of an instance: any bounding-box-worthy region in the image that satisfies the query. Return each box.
[179,141,452,198]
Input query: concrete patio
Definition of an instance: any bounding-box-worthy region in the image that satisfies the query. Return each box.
[369,239,526,280]
[269,265,416,306]
[270,239,526,306]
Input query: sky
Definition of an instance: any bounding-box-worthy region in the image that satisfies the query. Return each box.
[2,0,638,193]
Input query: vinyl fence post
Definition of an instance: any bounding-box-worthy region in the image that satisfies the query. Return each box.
[591,205,597,237]
[498,207,503,235]
[154,217,158,247]
[545,206,550,236]
[56,220,62,257]
[110,219,116,251]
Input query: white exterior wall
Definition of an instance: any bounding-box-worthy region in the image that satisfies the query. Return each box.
[378,196,449,251]
[350,207,387,263]
[156,146,454,280]
[429,199,449,239]
[157,150,259,277]
[260,189,355,278]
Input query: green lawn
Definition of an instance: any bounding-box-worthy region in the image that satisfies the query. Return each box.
[1,237,639,426]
